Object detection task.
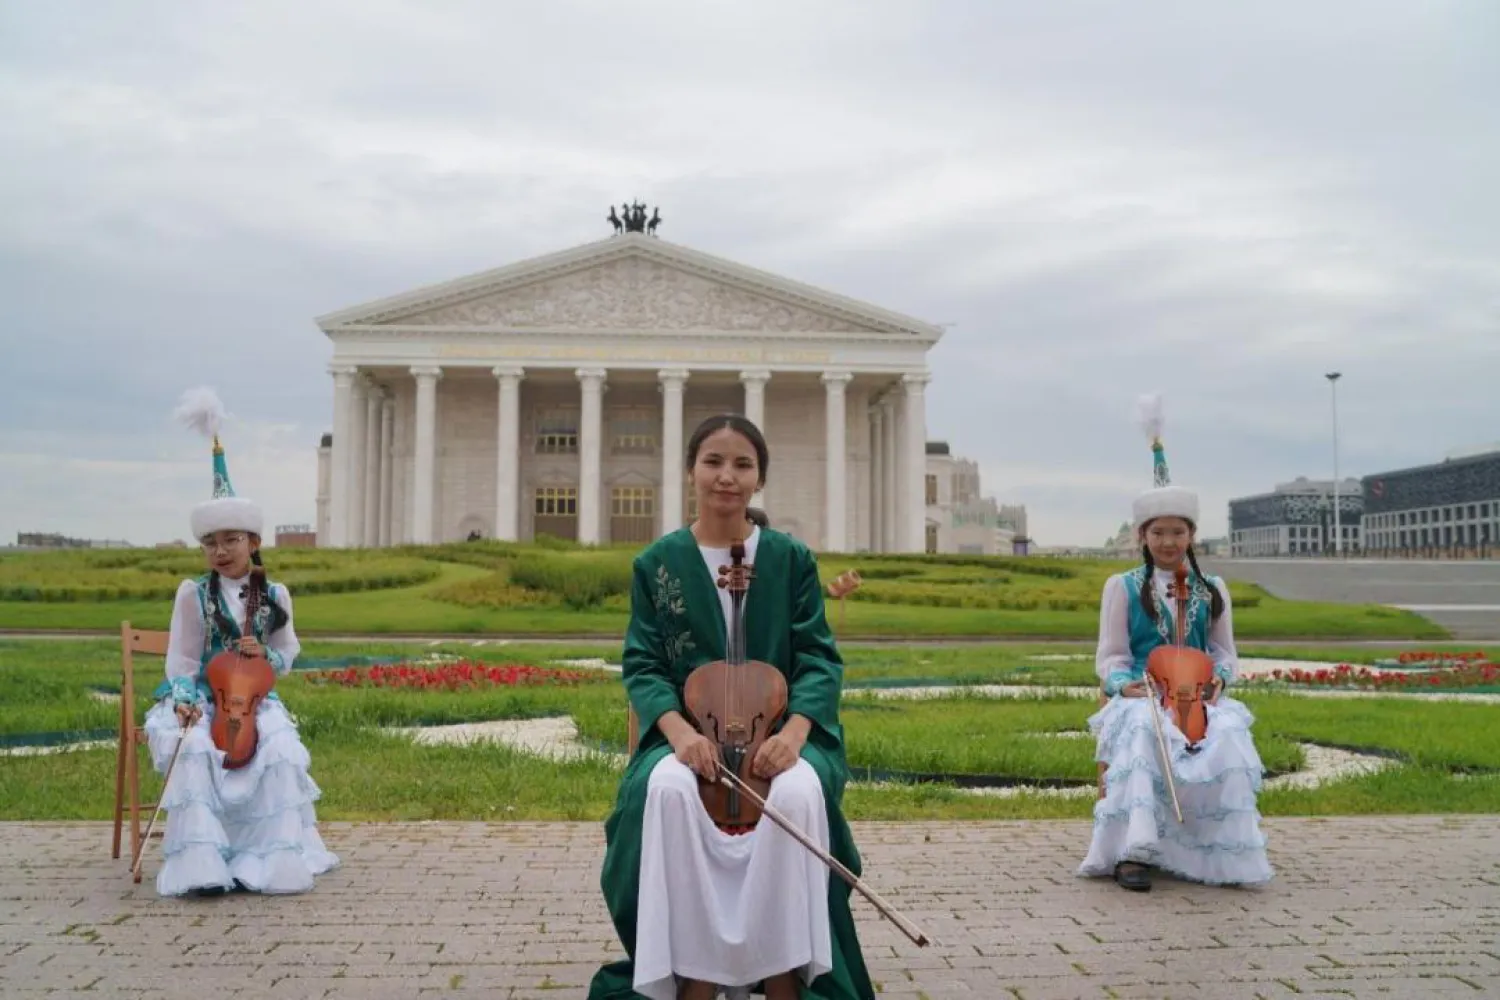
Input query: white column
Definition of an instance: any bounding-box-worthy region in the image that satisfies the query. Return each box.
[410,366,442,544]
[740,369,771,509]
[377,395,394,548]
[577,368,607,545]
[821,371,852,552]
[902,372,931,552]
[327,366,357,548]
[880,395,898,552]
[362,387,382,547]
[870,405,884,553]
[347,376,368,547]
[493,366,525,541]
[739,369,770,430]
[659,369,689,535]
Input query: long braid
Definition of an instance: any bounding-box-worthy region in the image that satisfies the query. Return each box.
[1139,544,1159,621]
[1186,545,1224,621]
[206,570,235,640]
[251,548,290,634]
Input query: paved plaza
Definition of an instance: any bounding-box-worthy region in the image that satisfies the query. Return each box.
[2,816,1498,999]
[1206,558,1500,639]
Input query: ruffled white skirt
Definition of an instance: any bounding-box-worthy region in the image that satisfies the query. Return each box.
[144,696,339,897]
[633,757,833,1000]
[1078,694,1273,886]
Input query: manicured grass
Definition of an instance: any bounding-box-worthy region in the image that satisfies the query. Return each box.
[841,768,1500,821]
[0,544,1447,640]
[840,693,1307,781]
[2,639,1498,821]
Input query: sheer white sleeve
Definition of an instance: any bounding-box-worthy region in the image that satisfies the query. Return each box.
[265,585,300,675]
[1206,577,1238,685]
[1095,576,1137,695]
[163,580,205,702]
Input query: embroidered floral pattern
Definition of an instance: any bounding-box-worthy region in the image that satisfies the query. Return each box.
[199,578,275,653]
[653,564,696,665]
[1128,565,1211,646]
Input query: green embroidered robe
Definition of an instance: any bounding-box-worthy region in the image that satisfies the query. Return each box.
[587,526,875,1000]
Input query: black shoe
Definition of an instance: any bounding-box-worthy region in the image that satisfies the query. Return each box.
[192,885,229,898]
[1114,862,1152,892]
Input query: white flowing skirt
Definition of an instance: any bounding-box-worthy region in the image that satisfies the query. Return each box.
[144,696,339,898]
[1078,694,1273,886]
[634,756,833,1000]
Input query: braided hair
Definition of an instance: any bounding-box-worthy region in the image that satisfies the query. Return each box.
[205,541,290,639]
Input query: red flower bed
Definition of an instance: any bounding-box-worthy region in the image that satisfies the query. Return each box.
[1393,650,1488,664]
[1269,655,1499,691]
[308,660,600,691]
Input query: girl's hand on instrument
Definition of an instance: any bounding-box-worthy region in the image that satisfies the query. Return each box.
[175,703,202,728]
[237,637,262,657]
[672,731,719,780]
[1205,679,1222,704]
[1120,681,1147,698]
[752,731,804,779]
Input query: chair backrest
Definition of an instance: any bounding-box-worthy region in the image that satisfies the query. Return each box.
[120,622,170,712]
[124,625,170,656]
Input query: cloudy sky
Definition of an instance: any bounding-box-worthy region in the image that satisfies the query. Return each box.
[3,1,1496,548]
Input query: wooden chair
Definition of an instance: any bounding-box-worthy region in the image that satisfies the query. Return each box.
[111,622,170,882]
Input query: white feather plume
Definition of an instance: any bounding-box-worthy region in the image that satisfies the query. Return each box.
[174,386,228,440]
[1135,393,1164,442]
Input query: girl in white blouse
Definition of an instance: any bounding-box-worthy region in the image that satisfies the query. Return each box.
[142,389,338,897]
[1078,396,1273,893]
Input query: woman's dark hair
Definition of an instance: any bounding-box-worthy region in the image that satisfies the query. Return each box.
[206,536,290,638]
[685,414,771,528]
[1138,535,1224,623]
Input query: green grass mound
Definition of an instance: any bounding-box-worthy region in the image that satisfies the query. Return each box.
[0,542,1448,639]
[0,547,440,602]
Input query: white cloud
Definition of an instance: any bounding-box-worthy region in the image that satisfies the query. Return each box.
[0,422,317,546]
[1,1,1496,547]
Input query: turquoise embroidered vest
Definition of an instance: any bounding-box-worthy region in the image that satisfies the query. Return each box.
[1103,565,1224,694]
[154,574,285,703]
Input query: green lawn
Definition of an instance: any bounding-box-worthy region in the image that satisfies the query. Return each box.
[0,543,1448,640]
[2,639,1496,822]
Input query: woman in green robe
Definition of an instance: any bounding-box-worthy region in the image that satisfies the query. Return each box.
[588,415,875,1000]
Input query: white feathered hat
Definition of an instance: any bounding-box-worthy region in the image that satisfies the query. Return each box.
[1131,393,1199,529]
[176,387,264,540]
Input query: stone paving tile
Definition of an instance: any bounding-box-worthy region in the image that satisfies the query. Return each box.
[1,816,1497,998]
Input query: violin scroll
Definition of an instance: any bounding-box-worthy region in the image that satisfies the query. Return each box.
[716,556,754,594]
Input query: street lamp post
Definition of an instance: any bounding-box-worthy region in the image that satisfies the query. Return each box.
[1325,372,1343,556]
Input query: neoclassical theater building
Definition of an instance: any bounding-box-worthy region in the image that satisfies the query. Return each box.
[314,228,946,553]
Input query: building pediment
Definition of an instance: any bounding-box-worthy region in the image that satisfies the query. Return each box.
[317,234,941,339]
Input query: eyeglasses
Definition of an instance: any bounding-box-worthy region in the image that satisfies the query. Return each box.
[200,533,249,553]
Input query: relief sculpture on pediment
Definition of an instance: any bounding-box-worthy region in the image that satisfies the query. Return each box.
[392,258,876,332]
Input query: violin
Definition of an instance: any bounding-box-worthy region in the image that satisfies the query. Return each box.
[681,537,788,834]
[1145,563,1215,746]
[204,568,277,769]
[675,536,932,947]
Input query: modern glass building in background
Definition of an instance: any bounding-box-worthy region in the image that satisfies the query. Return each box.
[1229,446,1500,558]
[1360,447,1500,555]
[1227,478,1363,557]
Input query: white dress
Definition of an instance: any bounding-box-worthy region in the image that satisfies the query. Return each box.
[632,527,835,1000]
[142,575,339,897]
[1078,573,1274,886]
